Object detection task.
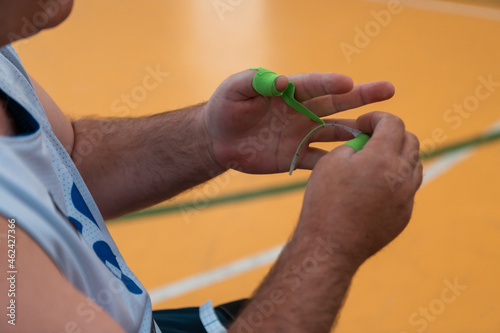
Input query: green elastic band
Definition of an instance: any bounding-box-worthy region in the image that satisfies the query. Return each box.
[251,67,325,125]
[344,133,370,151]
[281,83,325,125]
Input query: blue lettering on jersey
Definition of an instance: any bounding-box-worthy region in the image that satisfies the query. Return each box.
[70,183,143,295]
[93,241,143,295]
[71,183,100,229]
[68,216,83,233]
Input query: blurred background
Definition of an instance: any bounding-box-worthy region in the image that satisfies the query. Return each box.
[14,0,500,331]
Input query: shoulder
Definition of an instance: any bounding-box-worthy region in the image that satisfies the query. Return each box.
[1,45,75,155]
[29,75,75,154]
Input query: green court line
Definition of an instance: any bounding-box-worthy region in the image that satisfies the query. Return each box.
[440,0,500,9]
[420,130,500,160]
[112,130,500,222]
[114,181,308,221]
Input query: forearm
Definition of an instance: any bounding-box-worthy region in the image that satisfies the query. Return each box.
[71,103,225,219]
[229,226,359,333]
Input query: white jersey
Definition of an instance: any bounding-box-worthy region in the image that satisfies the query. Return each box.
[0,45,160,333]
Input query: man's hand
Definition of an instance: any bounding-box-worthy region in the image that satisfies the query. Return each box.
[229,112,422,333]
[204,69,395,173]
[298,111,423,265]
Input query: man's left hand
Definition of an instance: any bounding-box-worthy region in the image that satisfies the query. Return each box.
[204,69,395,174]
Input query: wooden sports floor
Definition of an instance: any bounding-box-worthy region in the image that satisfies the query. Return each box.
[14,0,500,331]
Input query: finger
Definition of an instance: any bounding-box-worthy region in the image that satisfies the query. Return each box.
[222,69,289,101]
[275,75,289,92]
[401,131,421,167]
[308,119,360,143]
[403,160,424,196]
[327,144,357,161]
[413,161,424,191]
[302,81,395,117]
[297,147,327,170]
[298,143,357,170]
[357,111,406,154]
[287,73,354,102]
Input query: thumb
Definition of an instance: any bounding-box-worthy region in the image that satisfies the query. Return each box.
[250,68,288,97]
[274,75,289,92]
[330,144,357,159]
[223,68,289,101]
[299,144,354,171]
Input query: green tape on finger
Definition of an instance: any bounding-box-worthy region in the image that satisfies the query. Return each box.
[251,67,283,96]
[344,133,370,152]
[251,67,325,125]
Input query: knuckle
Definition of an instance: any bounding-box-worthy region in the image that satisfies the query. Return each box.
[373,112,405,131]
[406,131,420,151]
[416,161,424,185]
[390,115,405,130]
[370,110,387,119]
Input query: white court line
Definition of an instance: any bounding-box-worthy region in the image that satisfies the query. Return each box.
[422,119,500,186]
[149,245,283,305]
[421,148,474,186]
[363,0,500,21]
[149,120,500,305]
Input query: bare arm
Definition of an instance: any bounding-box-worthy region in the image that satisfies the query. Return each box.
[0,216,126,333]
[229,112,423,332]
[30,77,223,219]
[230,232,357,332]
[71,104,224,219]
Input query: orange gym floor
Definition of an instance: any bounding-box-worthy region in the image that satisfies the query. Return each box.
[14,0,500,332]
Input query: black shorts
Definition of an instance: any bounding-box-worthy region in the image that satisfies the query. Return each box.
[152,299,248,333]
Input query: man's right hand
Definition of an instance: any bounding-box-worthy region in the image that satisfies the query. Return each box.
[229,112,422,333]
[298,111,423,267]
